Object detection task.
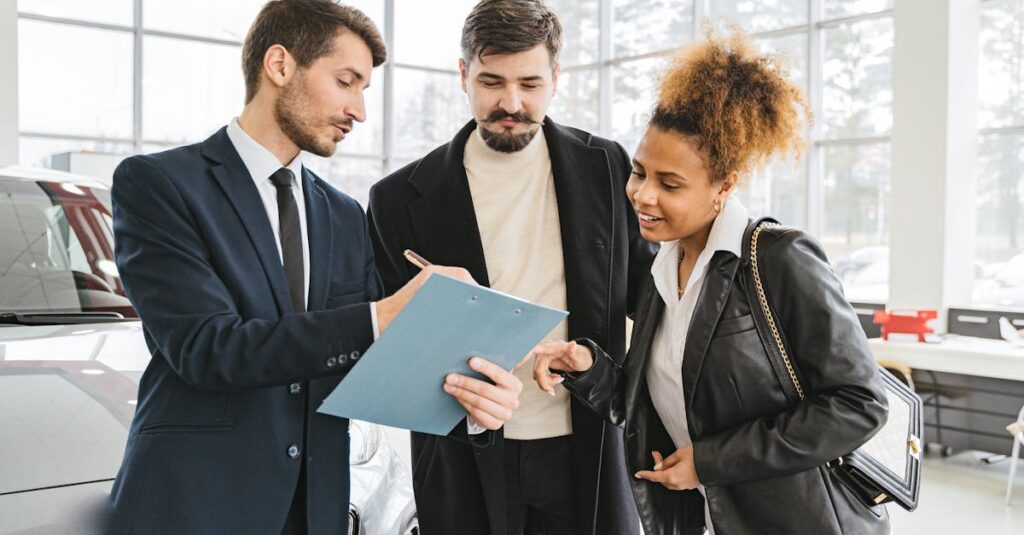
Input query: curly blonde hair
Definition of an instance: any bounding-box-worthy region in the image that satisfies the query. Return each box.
[650,27,811,183]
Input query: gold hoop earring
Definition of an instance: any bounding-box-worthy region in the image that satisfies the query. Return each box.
[713,200,721,213]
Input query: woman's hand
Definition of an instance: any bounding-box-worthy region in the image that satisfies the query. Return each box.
[520,340,594,395]
[634,446,700,491]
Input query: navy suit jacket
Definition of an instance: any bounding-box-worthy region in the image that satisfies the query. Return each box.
[109,127,382,534]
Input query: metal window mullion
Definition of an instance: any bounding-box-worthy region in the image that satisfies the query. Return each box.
[334,152,388,161]
[815,9,893,30]
[19,131,136,144]
[979,124,1024,136]
[16,12,134,33]
[568,50,671,71]
[141,29,242,47]
[693,0,707,41]
[750,24,816,40]
[814,135,891,147]
[133,0,143,153]
[17,12,245,47]
[382,0,395,173]
[391,62,459,75]
[597,0,611,137]
[806,0,823,236]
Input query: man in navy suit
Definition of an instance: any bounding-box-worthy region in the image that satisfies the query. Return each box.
[109,2,522,533]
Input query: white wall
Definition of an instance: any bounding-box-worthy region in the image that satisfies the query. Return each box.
[0,0,18,166]
[890,0,980,324]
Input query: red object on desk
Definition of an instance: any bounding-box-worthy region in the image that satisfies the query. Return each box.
[873,309,938,342]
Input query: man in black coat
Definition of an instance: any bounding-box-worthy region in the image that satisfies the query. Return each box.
[367,2,656,533]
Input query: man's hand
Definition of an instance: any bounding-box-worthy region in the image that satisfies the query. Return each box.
[376,265,476,332]
[523,340,595,395]
[444,357,522,430]
[634,446,700,491]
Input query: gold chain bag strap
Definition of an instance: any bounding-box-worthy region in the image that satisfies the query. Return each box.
[744,219,922,512]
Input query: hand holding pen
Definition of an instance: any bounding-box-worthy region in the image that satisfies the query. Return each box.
[375,250,477,333]
[383,249,520,431]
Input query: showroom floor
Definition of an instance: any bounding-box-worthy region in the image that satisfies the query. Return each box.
[384,427,1024,534]
[890,450,1024,534]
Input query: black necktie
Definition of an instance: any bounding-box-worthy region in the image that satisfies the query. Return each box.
[270,168,305,313]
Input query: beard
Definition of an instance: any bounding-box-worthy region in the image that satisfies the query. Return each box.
[275,71,347,158]
[477,110,542,153]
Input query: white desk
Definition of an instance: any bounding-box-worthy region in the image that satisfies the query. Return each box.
[868,336,1024,381]
[869,336,1024,456]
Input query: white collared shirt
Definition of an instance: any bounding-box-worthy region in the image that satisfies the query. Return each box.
[226,118,310,309]
[225,119,381,336]
[645,197,749,535]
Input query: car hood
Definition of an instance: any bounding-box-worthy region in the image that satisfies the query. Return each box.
[0,321,150,494]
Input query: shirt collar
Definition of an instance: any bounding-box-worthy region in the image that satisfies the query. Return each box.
[650,197,750,303]
[226,117,305,190]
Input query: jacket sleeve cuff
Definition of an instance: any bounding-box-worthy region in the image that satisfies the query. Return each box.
[562,338,610,388]
[692,439,724,487]
[446,417,496,447]
[320,302,375,372]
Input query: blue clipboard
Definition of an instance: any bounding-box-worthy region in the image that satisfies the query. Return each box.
[317,274,568,435]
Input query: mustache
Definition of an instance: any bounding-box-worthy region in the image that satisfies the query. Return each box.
[331,118,354,130]
[480,110,542,125]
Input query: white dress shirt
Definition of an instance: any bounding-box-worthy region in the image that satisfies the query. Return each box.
[226,118,381,336]
[645,197,749,535]
[226,118,310,307]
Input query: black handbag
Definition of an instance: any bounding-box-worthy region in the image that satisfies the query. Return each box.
[742,217,923,512]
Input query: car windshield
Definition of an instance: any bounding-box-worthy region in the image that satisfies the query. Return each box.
[0,178,137,318]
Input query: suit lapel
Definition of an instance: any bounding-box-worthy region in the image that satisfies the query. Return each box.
[202,129,291,315]
[406,121,490,286]
[681,252,740,407]
[545,120,614,342]
[303,169,332,312]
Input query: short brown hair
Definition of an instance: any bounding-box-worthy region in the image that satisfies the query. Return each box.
[461,0,563,66]
[650,28,810,183]
[242,0,386,103]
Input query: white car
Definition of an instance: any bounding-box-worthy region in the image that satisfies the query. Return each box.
[0,167,417,534]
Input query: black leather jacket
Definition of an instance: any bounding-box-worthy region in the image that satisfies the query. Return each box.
[564,224,890,535]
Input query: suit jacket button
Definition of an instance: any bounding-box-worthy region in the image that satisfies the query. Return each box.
[326,356,338,368]
[289,383,302,395]
[350,350,361,361]
[338,353,349,363]
[287,445,300,459]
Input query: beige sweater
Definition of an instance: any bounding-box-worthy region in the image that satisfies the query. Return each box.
[464,127,572,440]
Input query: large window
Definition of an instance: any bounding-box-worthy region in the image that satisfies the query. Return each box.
[17,15,134,163]
[974,0,1024,307]
[387,0,473,171]
[16,0,384,206]
[546,0,893,301]
[17,0,894,270]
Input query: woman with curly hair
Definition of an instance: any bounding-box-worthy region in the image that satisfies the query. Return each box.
[528,30,890,535]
